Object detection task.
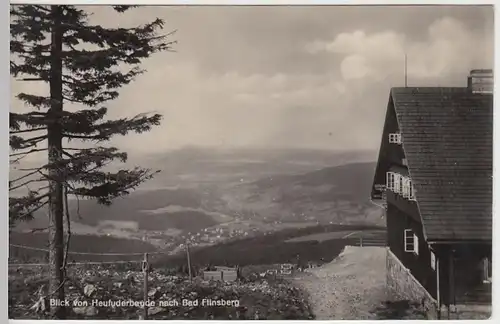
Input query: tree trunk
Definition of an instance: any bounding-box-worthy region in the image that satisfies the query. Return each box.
[47,5,66,319]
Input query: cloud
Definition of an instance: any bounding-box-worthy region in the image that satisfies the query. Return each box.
[339,55,372,80]
[10,6,494,160]
[107,62,350,153]
[307,16,493,83]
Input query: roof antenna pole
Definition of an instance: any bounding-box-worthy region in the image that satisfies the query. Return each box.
[404,53,408,88]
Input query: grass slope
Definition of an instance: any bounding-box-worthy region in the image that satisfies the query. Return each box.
[156,224,385,268]
[250,161,376,203]
[224,161,382,225]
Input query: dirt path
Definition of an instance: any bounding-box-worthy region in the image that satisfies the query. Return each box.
[291,246,388,320]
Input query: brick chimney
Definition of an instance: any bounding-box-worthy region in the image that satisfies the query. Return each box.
[467,69,493,94]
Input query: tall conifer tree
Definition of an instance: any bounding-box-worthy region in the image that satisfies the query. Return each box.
[10,5,174,318]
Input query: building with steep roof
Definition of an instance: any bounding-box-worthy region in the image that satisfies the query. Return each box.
[371,69,493,318]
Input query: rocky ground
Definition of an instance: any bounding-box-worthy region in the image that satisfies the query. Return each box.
[290,246,492,320]
[8,263,314,320]
[290,246,389,320]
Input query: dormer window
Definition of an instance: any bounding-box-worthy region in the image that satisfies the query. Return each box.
[388,133,402,144]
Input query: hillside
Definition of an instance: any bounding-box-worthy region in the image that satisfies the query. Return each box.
[141,147,377,188]
[220,161,382,225]
[14,188,222,234]
[155,224,385,268]
[252,162,376,203]
[11,149,382,258]
[9,264,314,320]
[13,160,381,236]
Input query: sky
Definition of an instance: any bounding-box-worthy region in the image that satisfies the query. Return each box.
[10,5,494,159]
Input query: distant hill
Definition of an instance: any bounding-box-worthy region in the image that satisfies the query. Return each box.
[143,147,377,187]
[13,188,221,234]
[11,148,381,241]
[221,161,382,225]
[251,162,377,203]
[147,146,376,167]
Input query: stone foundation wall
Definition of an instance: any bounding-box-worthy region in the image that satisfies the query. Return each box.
[452,304,492,320]
[386,248,439,319]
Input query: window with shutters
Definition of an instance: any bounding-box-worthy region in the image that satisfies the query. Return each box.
[401,177,416,199]
[394,173,402,194]
[482,257,492,283]
[409,181,416,200]
[386,172,395,191]
[414,233,419,255]
[404,229,418,255]
[402,177,410,198]
[430,251,436,270]
[387,173,416,200]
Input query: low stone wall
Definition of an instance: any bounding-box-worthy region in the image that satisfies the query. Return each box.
[386,248,438,319]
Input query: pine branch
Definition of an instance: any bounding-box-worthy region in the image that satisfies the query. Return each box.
[10,147,47,164]
[9,178,46,192]
[16,93,54,109]
[9,192,50,226]
[112,5,138,12]
[62,113,162,141]
[19,147,128,184]
[15,166,46,172]
[31,226,52,233]
[33,5,51,13]
[58,107,108,135]
[63,147,86,151]
[9,168,44,184]
[69,168,161,205]
[10,148,48,157]
[13,200,49,225]
[61,134,105,141]
[61,150,74,159]
[61,68,142,106]
[11,40,51,55]
[10,127,47,134]
[10,63,51,81]
[10,111,49,131]
[10,134,47,150]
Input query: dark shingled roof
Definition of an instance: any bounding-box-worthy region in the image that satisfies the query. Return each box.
[391,87,493,242]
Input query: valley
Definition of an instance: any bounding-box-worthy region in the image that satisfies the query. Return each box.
[9,147,383,263]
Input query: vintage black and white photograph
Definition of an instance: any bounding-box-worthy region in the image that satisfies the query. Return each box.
[8,3,493,320]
